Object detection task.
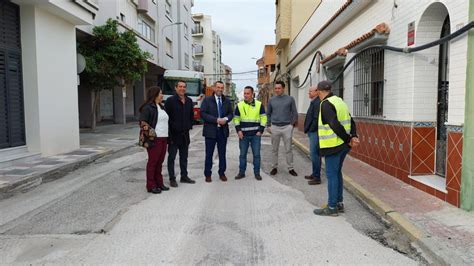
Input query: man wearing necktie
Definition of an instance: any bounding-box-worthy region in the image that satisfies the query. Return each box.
[200,81,234,182]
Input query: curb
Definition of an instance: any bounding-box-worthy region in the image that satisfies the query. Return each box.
[292,137,445,265]
[0,144,137,200]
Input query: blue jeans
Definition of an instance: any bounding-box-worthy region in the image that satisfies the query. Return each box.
[204,128,227,177]
[308,132,321,180]
[239,135,261,175]
[324,146,350,208]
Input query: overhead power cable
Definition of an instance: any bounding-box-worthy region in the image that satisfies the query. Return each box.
[294,20,474,88]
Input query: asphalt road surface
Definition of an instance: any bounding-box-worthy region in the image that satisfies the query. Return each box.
[0,126,417,264]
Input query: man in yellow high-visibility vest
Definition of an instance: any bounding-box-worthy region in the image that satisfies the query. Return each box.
[313,80,359,217]
[233,86,267,181]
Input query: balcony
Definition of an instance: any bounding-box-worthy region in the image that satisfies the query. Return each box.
[193,44,204,57]
[192,26,204,36]
[275,0,290,48]
[193,62,204,72]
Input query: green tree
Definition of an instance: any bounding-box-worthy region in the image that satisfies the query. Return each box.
[79,19,151,129]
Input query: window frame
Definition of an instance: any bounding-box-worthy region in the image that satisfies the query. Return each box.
[353,48,385,117]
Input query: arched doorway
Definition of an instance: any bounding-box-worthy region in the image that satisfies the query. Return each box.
[415,3,450,177]
[436,15,450,176]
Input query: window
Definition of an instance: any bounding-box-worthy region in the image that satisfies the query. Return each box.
[165,0,171,16]
[137,16,155,42]
[165,38,173,57]
[185,53,189,68]
[327,66,344,99]
[353,48,384,117]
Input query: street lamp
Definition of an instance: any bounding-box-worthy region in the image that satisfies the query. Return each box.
[160,22,183,66]
[160,22,183,35]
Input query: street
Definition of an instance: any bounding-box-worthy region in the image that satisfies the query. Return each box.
[0,126,417,264]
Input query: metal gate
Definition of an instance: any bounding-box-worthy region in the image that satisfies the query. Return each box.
[436,16,450,177]
[0,0,25,149]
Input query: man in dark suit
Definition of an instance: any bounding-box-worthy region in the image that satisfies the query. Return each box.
[200,81,234,182]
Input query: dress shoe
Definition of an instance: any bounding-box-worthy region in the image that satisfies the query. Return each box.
[255,175,262,181]
[180,176,196,184]
[304,175,314,180]
[308,179,321,185]
[270,168,278,175]
[235,173,246,180]
[220,175,228,182]
[170,180,178,187]
[159,185,170,191]
[147,188,161,194]
[289,169,298,176]
[205,176,212,183]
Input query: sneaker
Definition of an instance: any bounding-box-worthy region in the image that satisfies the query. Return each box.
[289,169,298,176]
[180,176,196,184]
[270,168,278,175]
[169,180,178,188]
[313,205,338,217]
[255,175,262,181]
[235,173,246,180]
[337,202,345,213]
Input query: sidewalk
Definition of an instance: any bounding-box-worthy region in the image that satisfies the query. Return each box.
[0,123,139,200]
[292,130,474,265]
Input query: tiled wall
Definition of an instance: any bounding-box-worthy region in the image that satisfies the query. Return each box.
[349,119,464,208]
[350,120,412,183]
[445,131,463,207]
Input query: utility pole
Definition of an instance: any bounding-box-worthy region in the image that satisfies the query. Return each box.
[461,0,474,211]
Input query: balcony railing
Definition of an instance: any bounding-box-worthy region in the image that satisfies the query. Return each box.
[193,62,204,72]
[194,45,204,56]
[192,26,204,35]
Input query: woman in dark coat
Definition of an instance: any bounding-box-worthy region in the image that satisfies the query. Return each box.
[139,86,170,194]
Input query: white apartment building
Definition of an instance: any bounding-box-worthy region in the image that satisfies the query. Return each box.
[158,0,194,71]
[285,0,471,208]
[192,13,223,86]
[77,0,194,127]
[1,0,97,160]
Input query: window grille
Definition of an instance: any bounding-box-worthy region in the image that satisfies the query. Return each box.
[353,48,384,117]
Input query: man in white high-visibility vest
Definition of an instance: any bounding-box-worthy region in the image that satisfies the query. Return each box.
[313,80,359,217]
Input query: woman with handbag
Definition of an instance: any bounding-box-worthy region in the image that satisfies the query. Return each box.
[139,86,170,194]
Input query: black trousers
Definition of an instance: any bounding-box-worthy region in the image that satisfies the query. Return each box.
[167,141,189,180]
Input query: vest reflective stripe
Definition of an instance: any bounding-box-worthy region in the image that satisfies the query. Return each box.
[318,96,352,149]
[233,100,267,128]
[241,126,260,131]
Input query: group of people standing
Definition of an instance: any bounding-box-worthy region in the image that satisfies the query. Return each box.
[139,79,359,217]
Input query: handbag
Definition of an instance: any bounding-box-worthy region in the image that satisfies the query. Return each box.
[138,121,156,148]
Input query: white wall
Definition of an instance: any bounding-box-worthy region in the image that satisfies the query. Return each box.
[288,0,469,125]
[21,5,80,156]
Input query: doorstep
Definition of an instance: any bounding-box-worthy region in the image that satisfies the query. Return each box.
[409,174,447,194]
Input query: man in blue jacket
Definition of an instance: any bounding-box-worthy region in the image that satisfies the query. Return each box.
[200,81,234,182]
[304,86,322,185]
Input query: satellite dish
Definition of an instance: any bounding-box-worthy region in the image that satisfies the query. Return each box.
[77,53,86,74]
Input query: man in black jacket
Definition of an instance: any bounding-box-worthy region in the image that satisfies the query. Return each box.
[200,81,234,182]
[303,86,322,185]
[313,80,359,217]
[164,80,196,187]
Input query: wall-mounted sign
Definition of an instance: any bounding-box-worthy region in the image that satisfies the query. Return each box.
[408,21,415,46]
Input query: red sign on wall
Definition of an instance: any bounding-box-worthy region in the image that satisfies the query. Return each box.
[408,21,415,46]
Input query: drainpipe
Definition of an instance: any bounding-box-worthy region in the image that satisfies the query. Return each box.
[461,0,474,211]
